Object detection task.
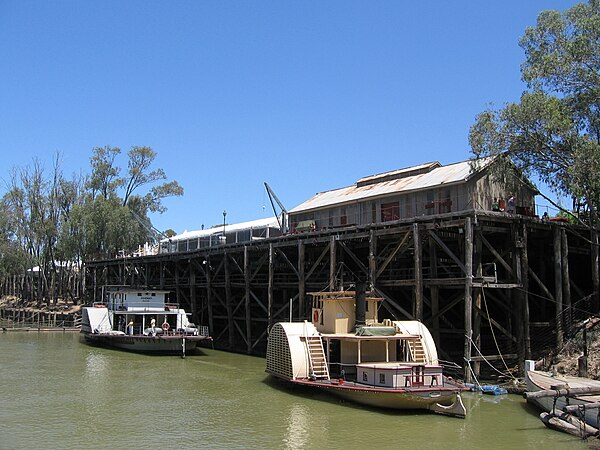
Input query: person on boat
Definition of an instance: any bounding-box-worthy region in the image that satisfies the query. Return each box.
[150,317,156,336]
[118,316,125,332]
[127,319,134,335]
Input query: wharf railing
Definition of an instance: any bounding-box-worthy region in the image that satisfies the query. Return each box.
[0,307,81,330]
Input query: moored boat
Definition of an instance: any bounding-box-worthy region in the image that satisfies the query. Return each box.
[266,288,467,418]
[525,360,600,435]
[81,286,212,356]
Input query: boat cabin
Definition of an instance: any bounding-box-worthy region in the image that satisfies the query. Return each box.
[103,288,171,312]
[356,362,444,389]
[310,291,382,334]
[82,287,197,336]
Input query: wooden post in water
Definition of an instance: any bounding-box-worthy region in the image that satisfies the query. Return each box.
[512,222,524,366]
[298,240,305,319]
[205,258,214,338]
[592,229,600,313]
[369,229,377,290]
[329,236,336,291]
[190,261,197,323]
[413,223,423,322]
[429,234,440,344]
[473,227,482,378]
[521,223,531,360]
[561,228,572,332]
[268,243,274,329]
[244,245,252,353]
[553,227,564,347]
[224,251,234,349]
[464,217,473,383]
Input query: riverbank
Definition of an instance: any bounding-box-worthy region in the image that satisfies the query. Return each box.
[0,295,81,329]
[2,325,80,332]
[536,318,600,380]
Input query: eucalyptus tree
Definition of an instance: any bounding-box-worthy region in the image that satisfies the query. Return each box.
[0,145,182,302]
[0,198,28,284]
[469,0,600,223]
[2,157,67,304]
[74,145,183,259]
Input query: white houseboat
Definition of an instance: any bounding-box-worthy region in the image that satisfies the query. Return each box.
[81,287,211,356]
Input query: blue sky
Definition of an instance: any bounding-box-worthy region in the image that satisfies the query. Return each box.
[0,1,578,234]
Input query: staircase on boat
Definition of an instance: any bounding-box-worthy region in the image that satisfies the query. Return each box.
[305,336,330,380]
[407,338,427,363]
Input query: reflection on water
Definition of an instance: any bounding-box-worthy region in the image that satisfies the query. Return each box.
[85,350,109,379]
[0,333,591,450]
[284,404,310,449]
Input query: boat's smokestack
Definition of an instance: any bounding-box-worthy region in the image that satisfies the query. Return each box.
[355,281,366,328]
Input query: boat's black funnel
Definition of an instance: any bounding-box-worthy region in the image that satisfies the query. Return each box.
[355,281,366,328]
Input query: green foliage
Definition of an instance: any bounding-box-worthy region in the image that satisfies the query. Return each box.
[1,145,182,272]
[470,1,600,224]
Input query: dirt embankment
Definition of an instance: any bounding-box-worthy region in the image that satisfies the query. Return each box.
[0,295,81,314]
[543,320,600,380]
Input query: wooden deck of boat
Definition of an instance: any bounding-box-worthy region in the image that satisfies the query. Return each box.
[528,371,600,402]
[295,378,464,392]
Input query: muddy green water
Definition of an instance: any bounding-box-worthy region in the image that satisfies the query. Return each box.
[0,332,592,450]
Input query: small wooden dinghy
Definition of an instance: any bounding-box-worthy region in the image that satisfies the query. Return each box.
[524,360,600,438]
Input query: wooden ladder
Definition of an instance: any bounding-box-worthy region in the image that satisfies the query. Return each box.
[305,336,330,380]
[408,338,427,363]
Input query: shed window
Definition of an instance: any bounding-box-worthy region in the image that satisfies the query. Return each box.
[381,202,400,222]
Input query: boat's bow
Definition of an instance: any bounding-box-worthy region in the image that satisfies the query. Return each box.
[429,393,466,418]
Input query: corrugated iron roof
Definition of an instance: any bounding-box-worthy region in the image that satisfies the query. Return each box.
[289,158,492,214]
[356,161,441,185]
[163,216,281,243]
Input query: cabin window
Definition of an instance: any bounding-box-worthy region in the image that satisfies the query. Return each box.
[371,203,377,223]
[379,373,386,384]
[425,191,435,215]
[381,202,400,222]
[363,372,368,382]
[340,207,347,226]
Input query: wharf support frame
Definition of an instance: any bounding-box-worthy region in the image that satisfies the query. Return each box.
[85,210,599,381]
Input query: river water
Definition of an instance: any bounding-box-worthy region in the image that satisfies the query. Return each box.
[0,331,593,450]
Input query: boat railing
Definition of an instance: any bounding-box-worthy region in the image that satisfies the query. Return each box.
[439,360,463,378]
[197,325,210,337]
[107,301,181,311]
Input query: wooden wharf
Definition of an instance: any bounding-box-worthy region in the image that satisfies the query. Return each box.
[84,209,600,381]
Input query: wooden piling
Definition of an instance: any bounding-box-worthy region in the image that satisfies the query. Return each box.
[464,217,473,383]
[244,245,252,353]
[553,227,564,346]
[413,223,423,321]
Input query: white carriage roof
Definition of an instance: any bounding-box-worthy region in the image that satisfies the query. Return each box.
[289,158,493,214]
[162,216,281,243]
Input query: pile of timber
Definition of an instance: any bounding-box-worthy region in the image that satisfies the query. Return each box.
[525,386,600,439]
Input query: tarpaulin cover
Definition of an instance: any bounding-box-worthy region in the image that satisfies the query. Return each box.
[355,326,396,336]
